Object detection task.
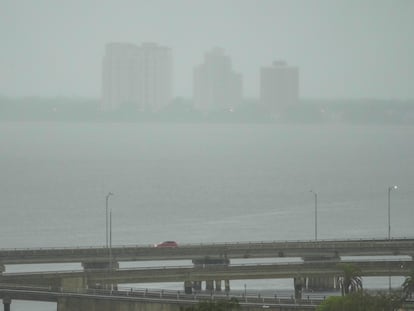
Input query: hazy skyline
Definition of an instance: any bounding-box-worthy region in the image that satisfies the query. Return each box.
[1,0,413,99]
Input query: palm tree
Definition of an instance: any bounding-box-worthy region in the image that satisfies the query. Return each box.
[337,263,363,296]
[402,269,414,299]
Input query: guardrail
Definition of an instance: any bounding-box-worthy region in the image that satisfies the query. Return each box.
[2,259,412,277]
[2,262,300,276]
[1,238,413,269]
[0,283,323,306]
[2,283,414,310]
[1,236,414,251]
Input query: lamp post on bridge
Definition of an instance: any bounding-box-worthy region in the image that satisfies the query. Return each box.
[105,193,115,290]
[387,185,397,293]
[387,185,397,240]
[310,190,318,241]
[109,208,113,270]
[105,192,114,248]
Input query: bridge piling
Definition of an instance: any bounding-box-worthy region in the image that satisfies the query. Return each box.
[206,280,214,292]
[215,280,222,291]
[306,276,337,291]
[294,277,305,300]
[225,279,230,292]
[2,297,10,311]
[303,256,339,291]
[192,280,202,291]
[184,280,193,294]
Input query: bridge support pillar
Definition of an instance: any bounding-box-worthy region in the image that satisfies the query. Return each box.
[2,297,11,311]
[193,280,202,291]
[193,256,229,293]
[206,280,214,292]
[184,280,193,294]
[304,256,339,291]
[82,260,119,289]
[215,280,222,291]
[294,277,305,300]
[225,280,230,292]
[306,276,337,291]
[61,276,87,291]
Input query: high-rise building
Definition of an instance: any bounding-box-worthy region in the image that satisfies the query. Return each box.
[193,48,242,112]
[260,61,299,113]
[102,42,172,112]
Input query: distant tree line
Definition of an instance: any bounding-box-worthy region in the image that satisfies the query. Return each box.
[0,96,100,122]
[1,95,414,124]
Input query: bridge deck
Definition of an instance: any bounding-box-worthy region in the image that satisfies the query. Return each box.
[1,259,412,286]
[1,238,413,265]
[0,284,319,309]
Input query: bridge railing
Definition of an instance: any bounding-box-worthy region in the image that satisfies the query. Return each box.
[0,283,324,306]
[1,236,414,252]
[2,258,413,276]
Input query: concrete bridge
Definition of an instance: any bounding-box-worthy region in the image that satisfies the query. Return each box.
[1,238,413,310]
[1,259,413,292]
[1,238,413,294]
[1,238,413,267]
[0,284,320,311]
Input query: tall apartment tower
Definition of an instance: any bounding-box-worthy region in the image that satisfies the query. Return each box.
[102,42,172,112]
[193,48,242,112]
[260,61,299,113]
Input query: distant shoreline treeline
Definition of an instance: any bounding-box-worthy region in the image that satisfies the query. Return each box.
[1,95,414,124]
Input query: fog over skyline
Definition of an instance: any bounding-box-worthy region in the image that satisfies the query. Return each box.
[1,0,413,99]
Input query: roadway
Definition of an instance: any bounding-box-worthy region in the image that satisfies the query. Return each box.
[1,238,414,266]
[1,260,412,287]
[0,284,320,310]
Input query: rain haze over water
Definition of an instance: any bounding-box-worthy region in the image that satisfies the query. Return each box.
[1,1,414,310]
[1,0,414,99]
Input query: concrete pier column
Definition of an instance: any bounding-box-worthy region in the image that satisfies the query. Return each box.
[205,280,214,292]
[61,276,87,290]
[193,280,202,291]
[215,280,222,291]
[3,298,11,311]
[224,280,230,292]
[306,276,336,291]
[184,280,193,294]
[304,256,338,291]
[294,277,305,300]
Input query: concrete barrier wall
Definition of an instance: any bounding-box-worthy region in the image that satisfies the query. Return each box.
[57,298,189,311]
[56,297,316,311]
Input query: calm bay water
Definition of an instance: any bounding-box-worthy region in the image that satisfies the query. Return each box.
[1,121,413,310]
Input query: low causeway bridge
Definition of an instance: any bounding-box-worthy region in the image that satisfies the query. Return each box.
[1,258,413,287]
[1,238,413,310]
[1,238,414,265]
[0,284,321,311]
[1,238,413,269]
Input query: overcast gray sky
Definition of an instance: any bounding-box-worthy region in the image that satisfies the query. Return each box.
[1,0,413,99]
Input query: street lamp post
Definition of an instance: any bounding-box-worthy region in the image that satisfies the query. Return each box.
[105,192,114,248]
[387,185,397,240]
[310,190,318,241]
[387,185,397,293]
[109,209,113,271]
